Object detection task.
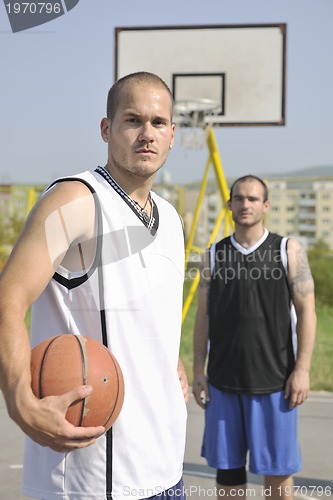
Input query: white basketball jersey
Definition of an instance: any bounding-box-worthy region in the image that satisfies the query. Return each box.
[23,168,187,500]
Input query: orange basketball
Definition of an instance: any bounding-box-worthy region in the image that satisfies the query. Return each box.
[30,334,124,431]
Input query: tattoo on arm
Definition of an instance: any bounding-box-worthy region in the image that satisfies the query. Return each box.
[290,245,314,299]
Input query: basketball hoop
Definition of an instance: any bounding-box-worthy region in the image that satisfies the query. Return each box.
[173,98,221,153]
[174,98,221,128]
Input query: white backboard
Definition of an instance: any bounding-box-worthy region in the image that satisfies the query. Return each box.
[115,24,287,127]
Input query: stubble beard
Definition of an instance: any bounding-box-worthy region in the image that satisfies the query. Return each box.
[108,145,168,181]
[233,213,264,228]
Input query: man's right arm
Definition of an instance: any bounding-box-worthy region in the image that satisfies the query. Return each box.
[192,250,211,409]
[0,181,105,452]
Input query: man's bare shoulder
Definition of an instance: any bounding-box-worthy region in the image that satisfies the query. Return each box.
[286,237,302,251]
[41,179,94,206]
[286,237,314,299]
[30,180,95,229]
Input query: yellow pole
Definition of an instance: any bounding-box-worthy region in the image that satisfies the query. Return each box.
[206,128,229,203]
[206,128,234,235]
[177,186,184,218]
[182,128,235,325]
[181,207,227,324]
[184,154,212,266]
[182,270,200,324]
[26,187,37,217]
[208,207,227,246]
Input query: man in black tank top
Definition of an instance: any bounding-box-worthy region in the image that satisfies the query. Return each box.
[193,175,316,500]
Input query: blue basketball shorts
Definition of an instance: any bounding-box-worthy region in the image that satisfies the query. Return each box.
[202,385,302,476]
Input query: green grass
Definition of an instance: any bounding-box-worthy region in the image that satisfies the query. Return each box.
[310,304,333,391]
[180,279,199,383]
[181,279,333,391]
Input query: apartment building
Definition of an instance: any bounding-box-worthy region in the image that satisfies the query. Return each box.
[155,174,333,251]
[266,177,333,249]
[154,182,227,252]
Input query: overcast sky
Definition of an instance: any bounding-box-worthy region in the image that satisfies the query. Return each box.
[1,0,332,186]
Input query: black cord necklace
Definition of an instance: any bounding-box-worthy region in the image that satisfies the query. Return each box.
[133,193,151,224]
[95,166,155,229]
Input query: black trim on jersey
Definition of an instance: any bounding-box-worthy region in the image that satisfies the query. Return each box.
[74,335,87,427]
[46,178,103,290]
[91,182,113,499]
[53,273,90,290]
[95,166,159,235]
[106,430,113,498]
[46,174,114,497]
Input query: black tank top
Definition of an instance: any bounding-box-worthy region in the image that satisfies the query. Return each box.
[208,232,295,394]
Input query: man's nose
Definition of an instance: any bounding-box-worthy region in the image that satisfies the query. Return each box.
[138,122,154,143]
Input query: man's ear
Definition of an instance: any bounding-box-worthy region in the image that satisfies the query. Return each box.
[100,117,110,143]
[170,123,176,149]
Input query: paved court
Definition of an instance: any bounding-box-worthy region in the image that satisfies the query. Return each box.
[1,391,332,499]
[183,392,333,499]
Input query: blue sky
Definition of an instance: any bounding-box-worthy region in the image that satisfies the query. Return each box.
[0,0,332,186]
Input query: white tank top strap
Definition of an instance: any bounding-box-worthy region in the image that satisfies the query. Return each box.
[209,242,216,275]
[280,236,289,275]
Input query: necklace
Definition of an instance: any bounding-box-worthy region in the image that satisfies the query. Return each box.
[134,193,151,224]
[94,167,156,230]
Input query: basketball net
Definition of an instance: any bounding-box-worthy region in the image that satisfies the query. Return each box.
[173,99,221,155]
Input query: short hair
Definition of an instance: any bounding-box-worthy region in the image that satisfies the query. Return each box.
[106,71,174,122]
[229,175,269,202]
